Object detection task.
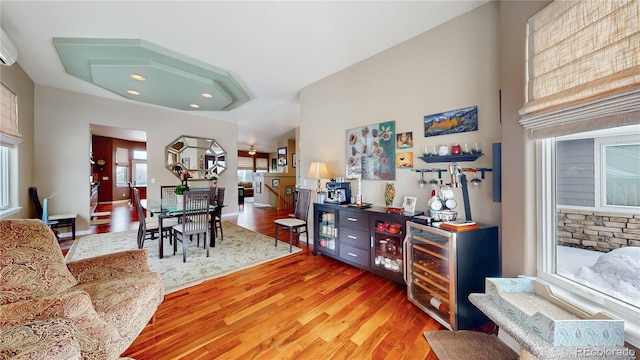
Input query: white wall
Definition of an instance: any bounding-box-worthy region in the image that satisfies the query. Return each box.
[499,0,551,277]
[300,3,502,226]
[34,85,238,232]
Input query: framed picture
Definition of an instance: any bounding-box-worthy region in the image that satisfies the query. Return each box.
[396,151,413,168]
[424,105,478,137]
[181,157,191,169]
[396,131,413,149]
[345,120,396,180]
[286,187,293,195]
[277,147,287,166]
[271,158,277,172]
[272,179,280,188]
[292,153,296,167]
[402,196,417,213]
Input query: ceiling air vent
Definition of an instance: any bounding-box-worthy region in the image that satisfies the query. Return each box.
[0,28,18,66]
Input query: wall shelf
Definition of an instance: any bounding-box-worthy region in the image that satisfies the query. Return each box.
[418,153,483,163]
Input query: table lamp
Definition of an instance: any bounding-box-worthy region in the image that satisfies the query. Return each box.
[306,162,331,202]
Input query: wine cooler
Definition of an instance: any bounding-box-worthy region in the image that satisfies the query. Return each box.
[403,221,499,330]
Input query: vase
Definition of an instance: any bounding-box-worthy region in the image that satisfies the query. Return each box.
[361,156,375,179]
[211,180,218,187]
[176,195,184,210]
[384,182,395,207]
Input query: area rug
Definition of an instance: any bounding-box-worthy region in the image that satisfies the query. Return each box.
[90,211,111,217]
[423,330,517,360]
[65,221,301,294]
[89,219,111,225]
[253,203,274,209]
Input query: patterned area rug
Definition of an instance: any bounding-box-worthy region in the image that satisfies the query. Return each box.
[424,330,517,360]
[65,221,301,294]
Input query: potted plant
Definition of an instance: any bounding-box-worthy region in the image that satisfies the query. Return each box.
[205,172,219,187]
[174,184,189,195]
[174,184,189,210]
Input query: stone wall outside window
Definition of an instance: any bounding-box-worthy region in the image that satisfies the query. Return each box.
[557,209,640,252]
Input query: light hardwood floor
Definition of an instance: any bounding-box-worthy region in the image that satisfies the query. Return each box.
[67,198,443,359]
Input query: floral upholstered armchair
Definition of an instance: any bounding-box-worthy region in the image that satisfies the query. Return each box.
[0,219,164,359]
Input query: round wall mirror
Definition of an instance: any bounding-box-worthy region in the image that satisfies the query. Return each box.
[165,135,226,180]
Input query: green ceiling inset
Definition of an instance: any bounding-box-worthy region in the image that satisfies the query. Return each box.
[53,38,249,111]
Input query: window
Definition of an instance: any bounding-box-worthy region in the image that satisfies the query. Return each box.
[0,146,9,210]
[538,125,640,338]
[0,83,21,216]
[132,150,147,186]
[115,166,128,186]
[115,147,129,187]
[133,150,147,160]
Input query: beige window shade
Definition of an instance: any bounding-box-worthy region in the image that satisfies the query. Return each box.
[116,147,129,166]
[0,83,22,145]
[256,158,268,170]
[520,0,640,138]
[238,156,254,170]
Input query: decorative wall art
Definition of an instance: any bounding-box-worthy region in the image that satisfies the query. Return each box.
[396,131,413,149]
[346,121,396,180]
[424,105,478,137]
[402,196,417,213]
[277,147,287,166]
[396,151,413,168]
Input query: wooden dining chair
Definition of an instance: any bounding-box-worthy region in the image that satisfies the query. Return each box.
[172,190,210,262]
[274,189,311,253]
[133,188,177,249]
[160,185,178,208]
[29,187,77,240]
[213,187,225,240]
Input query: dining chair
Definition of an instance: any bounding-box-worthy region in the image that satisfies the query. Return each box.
[172,190,210,262]
[29,187,77,240]
[213,187,225,240]
[160,185,178,209]
[274,189,311,253]
[133,188,177,249]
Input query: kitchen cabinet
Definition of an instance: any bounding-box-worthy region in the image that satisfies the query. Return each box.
[314,204,337,256]
[404,220,499,330]
[313,203,420,283]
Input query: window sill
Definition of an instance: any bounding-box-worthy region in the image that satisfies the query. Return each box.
[537,273,640,348]
[0,206,22,219]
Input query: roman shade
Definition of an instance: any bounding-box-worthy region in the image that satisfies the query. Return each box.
[116,147,129,166]
[0,83,22,145]
[256,158,268,171]
[238,156,253,170]
[519,0,640,138]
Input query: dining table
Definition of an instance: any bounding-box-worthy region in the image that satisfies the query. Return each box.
[142,198,217,259]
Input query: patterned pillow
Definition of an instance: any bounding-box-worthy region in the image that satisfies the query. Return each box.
[0,219,78,305]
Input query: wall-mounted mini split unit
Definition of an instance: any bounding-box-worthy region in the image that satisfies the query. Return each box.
[0,28,18,66]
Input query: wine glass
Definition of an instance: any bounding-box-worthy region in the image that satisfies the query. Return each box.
[428,170,439,188]
[472,142,482,154]
[418,170,428,188]
[470,169,482,189]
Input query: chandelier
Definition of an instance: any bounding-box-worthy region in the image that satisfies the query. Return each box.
[248,146,256,156]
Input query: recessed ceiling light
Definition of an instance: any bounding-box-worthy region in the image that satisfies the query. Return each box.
[130,74,146,81]
[127,90,141,96]
[189,104,200,109]
[202,93,213,99]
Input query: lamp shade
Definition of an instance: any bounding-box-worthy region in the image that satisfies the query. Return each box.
[306,162,331,179]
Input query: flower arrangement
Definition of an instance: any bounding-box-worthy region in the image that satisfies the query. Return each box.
[204,172,218,181]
